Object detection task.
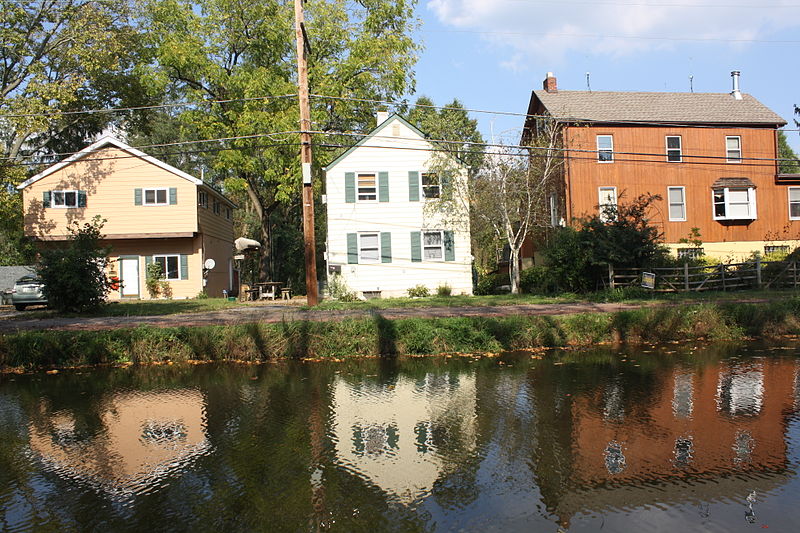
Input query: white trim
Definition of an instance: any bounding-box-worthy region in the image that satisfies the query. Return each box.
[18,136,203,190]
[725,136,742,163]
[712,186,756,220]
[143,187,169,206]
[667,186,686,221]
[358,232,380,263]
[153,254,182,280]
[598,186,617,213]
[422,230,445,261]
[356,172,378,202]
[788,187,800,220]
[421,172,440,199]
[666,136,682,163]
[597,135,614,163]
[51,189,80,209]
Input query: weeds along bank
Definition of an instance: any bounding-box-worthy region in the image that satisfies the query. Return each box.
[2,299,800,370]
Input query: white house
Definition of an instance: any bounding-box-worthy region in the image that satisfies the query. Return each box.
[324,114,473,298]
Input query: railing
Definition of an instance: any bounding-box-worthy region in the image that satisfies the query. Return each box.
[608,260,800,292]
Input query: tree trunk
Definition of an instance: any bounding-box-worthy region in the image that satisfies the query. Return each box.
[509,246,521,294]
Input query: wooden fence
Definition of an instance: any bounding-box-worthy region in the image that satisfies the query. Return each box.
[608,260,800,292]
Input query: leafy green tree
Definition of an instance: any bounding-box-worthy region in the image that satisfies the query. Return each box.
[778,130,800,174]
[137,0,420,284]
[37,216,112,312]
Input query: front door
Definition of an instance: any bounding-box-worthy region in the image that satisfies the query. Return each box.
[120,256,140,297]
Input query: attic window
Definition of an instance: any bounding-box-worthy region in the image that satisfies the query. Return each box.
[392,124,400,137]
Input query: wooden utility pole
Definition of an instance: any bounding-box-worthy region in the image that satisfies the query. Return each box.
[294,0,319,305]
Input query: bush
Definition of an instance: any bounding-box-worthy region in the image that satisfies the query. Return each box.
[436,283,452,297]
[37,216,112,313]
[520,266,553,294]
[325,274,358,301]
[407,284,430,298]
[475,272,509,295]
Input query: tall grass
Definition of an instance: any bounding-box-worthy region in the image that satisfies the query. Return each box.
[3,299,800,370]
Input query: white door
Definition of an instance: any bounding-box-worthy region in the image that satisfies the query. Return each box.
[120,257,140,297]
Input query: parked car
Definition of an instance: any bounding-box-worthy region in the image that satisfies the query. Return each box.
[11,275,47,311]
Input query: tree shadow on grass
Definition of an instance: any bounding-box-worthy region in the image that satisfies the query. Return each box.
[374,312,397,358]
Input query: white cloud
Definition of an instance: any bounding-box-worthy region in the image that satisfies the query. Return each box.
[426,0,800,67]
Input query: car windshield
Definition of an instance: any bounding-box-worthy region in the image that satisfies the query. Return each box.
[16,276,40,283]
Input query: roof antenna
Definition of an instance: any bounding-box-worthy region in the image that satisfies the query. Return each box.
[689,75,694,93]
[586,72,591,92]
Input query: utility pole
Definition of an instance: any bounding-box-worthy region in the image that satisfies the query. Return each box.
[294,0,319,306]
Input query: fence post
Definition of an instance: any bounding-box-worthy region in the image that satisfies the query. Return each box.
[721,264,726,291]
[683,262,689,291]
[794,261,798,288]
[756,258,762,288]
[609,264,615,289]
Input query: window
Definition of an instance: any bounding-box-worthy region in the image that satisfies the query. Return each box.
[713,187,756,220]
[598,186,617,220]
[549,193,558,227]
[423,231,444,260]
[153,254,181,280]
[198,191,208,208]
[359,233,380,263]
[668,186,686,221]
[357,173,377,201]
[225,207,232,220]
[144,188,168,206]
[421,173,439,198]
[666,136,682,162]
[597,135,614,162]
[726,136,742,162]
[52,190,79,208]
[212,198,220,215]
[790,187,800,220]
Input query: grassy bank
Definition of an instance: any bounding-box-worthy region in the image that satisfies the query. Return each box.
[3,298,800,370]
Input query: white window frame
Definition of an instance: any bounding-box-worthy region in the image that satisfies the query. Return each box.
[421,172,440,199]
[712,187,757,221]
[789,187,800,220]
[153,254,182,280]
[357,172,377,202]
[666,136,682,163]
[52,190,79,208]
[598,186,617,220]
[726,136,742,163]
[597,135,614,163]
[667,186,686,222]
[423,230,444,261]
[358,232,380,263]
[143,188,168,206]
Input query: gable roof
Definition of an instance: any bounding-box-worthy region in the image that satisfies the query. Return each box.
[530,90,787,126]
[17,136,204,190]
[323,114,432,172]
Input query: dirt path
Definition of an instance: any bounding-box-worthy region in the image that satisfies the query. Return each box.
[0,301,658,333]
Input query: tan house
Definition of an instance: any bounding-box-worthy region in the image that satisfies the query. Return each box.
[18,136,236,299]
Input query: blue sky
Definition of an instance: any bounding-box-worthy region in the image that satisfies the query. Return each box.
[409,0,800,150]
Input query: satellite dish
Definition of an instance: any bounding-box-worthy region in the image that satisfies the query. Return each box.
[204,258,216,270]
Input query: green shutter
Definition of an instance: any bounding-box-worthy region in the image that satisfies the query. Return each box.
[410,231,422,262]
[444,231,455,261]
[134,188,142,205]
[145,256,153,269]
[378,171,389,202]
[42,191,51,208]
[381,232,392,263]
[347,233,358,264]
[180,254,188,279]
[408,171,419,202]
[441,173,452,198]
[169,187,177,205]
[78,190,87,207]
[345,172,356,203]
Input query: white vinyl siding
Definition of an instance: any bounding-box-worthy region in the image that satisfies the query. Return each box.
[668,186,686,221]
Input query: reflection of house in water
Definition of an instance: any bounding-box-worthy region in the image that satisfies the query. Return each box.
[331,372,477,503]
[29,390,209,496]
[536,358,797,525]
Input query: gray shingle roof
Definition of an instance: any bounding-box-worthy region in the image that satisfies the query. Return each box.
[533,90,786,125]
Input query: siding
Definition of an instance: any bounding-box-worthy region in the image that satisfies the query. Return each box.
[197,190,235,241]
[23,147,198,239]
[325,117,473,297]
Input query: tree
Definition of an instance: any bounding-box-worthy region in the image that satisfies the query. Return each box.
[37,216,112,312]
[137,0,420,285]
[778,130,800,174]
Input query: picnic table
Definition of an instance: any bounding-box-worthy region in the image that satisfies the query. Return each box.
[253,282,282,300]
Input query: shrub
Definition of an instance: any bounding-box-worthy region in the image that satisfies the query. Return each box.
[325,274,358,301]
[520,265,553,294]
[436,283,452,297]
[37,216,112,312]
[145,262,163,298]
[475,272,508,295]
[407,284,430,298]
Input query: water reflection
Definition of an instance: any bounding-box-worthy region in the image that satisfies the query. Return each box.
[0,344,798,532]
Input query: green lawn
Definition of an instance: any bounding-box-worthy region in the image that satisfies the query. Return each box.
[7,297,248,319]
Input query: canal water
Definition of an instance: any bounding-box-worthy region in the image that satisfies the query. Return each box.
[1,342,799,532]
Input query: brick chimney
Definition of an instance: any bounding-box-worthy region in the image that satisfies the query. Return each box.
[543,72,557,93]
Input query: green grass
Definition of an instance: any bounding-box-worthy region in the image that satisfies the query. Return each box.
[7,297,248,319]
[5,297,800,370]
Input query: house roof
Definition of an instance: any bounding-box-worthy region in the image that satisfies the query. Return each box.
[18,136,204,190]
[712,177,756,189]
[323,114,434,172]
[531,90,787,126]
